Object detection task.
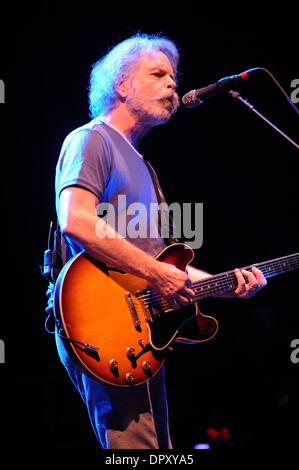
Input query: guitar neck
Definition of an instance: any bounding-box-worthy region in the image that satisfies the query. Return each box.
[192,252,299,301]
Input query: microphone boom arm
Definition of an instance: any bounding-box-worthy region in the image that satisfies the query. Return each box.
[228,89,299,150]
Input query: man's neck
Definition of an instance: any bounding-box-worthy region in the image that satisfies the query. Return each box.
[102,106,152,150]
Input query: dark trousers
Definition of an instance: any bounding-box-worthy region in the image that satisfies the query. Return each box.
[55,332,173,449]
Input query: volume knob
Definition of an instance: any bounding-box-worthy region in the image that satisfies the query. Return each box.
[125,372,135,385]
[142,361,151,372]
[109,359,118,371]
[126,347,135,360]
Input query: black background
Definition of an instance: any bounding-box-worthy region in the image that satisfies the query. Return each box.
[0,2,298,450]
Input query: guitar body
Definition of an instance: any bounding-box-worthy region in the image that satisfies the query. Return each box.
[54,243,218,387]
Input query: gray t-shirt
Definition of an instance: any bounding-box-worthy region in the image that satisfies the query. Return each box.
[55,118,167,261]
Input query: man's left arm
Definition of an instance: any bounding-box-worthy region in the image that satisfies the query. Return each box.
[186,265,267,299]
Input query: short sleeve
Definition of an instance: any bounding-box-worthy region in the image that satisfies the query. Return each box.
[55,128,111,201]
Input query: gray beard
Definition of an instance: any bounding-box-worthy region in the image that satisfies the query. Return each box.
[126,92,180,128]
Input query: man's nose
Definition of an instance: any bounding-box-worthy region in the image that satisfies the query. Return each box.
[166,75,176,89]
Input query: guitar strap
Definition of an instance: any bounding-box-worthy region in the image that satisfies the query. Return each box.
[144,159,179,246]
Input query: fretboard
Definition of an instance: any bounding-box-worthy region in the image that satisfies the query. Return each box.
[191,252,299,301]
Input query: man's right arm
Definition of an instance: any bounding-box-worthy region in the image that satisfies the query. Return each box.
[59,186,195,309]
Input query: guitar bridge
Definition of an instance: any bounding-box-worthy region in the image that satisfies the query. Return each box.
[125,292,141,331]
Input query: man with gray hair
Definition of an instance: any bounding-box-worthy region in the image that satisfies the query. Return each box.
[54,33,266,449]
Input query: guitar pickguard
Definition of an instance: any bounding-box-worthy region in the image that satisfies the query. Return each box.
[147,304,197,350]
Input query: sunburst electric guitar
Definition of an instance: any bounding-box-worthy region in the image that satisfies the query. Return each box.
[54,243,299,387]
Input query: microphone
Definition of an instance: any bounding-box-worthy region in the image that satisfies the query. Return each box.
[182,67,261,108]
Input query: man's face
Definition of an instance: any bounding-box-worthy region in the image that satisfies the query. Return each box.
[124,50,179,127]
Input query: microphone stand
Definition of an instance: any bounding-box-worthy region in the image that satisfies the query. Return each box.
[228,90,299,150]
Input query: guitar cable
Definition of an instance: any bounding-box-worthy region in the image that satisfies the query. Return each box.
[40,221,57,334]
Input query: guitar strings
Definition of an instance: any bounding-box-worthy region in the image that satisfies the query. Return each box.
[138,254,299,310]
[140,261,299,311]
[140,255,299,302]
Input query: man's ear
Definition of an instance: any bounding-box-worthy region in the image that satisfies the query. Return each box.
[115,75,130,99]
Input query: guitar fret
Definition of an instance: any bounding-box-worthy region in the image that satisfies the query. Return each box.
[141,252,299,310]
[192,253,299,301]
[257,256,299,278]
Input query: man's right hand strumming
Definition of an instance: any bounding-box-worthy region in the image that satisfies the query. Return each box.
[147,261,195,310]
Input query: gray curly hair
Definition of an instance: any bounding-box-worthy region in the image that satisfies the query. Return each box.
[88,33,179,119]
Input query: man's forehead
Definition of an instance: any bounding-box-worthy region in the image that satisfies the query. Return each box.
[137,50,174,73]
